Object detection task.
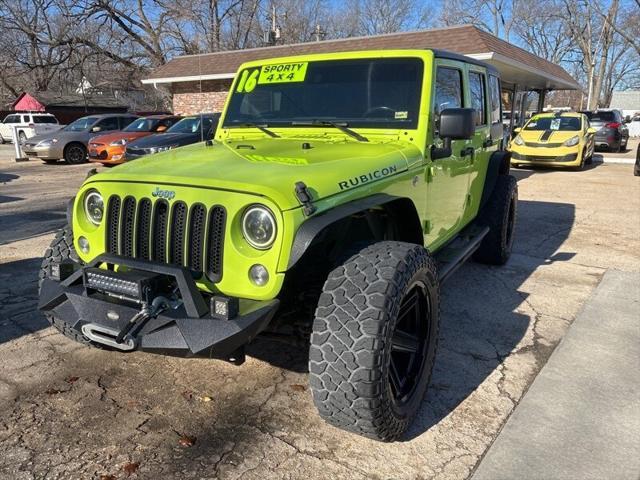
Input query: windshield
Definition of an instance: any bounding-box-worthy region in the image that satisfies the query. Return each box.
[123,118,158,132]
[223,58,424,129]
[524,116,581,131]
[64,116,98,132]
[167,116,213,134]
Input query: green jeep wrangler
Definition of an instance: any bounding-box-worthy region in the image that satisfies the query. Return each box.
[39,49,517,441]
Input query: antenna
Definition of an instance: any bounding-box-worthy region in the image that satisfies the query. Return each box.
[198,37,204,143]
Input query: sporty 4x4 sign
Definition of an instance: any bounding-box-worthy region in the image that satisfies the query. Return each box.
[236,62,308,92]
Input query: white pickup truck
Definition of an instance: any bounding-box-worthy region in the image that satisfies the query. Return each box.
[0,113,63,144]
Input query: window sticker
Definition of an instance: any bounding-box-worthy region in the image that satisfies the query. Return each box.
[259,62,308,84]
[394,111,408,119]
[550,118,561,130]
[236,63,308,93]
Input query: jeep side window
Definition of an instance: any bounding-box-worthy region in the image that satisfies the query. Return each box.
[469,71,486,126]
[488,75,501,124]
[434,67,463,134]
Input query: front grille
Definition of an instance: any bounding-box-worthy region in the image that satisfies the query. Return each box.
[105,195,226,281]
[524,141,563,148]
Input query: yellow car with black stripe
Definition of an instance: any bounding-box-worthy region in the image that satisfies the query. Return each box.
[509,112,596,169]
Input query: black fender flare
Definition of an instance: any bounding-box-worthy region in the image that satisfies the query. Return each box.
[66,196,75,231]
[287,193,421,269]
[480,150,511,209]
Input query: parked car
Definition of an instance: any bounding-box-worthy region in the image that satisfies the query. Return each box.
[39,49,517,441]
[88,115,182,166]
[0,113,62,144]
[580,109,629,152]
[23,114,139,164]
[509,112,595,170]
[124,113,220,160]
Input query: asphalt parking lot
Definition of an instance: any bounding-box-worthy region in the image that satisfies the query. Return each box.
[1,141,639,480]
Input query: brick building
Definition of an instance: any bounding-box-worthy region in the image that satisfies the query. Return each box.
[142,25,579,126]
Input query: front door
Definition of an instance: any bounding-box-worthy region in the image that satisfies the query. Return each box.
[425,61,473,249]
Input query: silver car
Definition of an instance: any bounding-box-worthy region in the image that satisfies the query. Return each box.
[23,114,138,164]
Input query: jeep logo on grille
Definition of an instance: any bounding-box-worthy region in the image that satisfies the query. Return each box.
[151,187,176,200]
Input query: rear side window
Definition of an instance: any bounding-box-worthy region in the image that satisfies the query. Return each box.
[97,117,120,131]
[469,71,486,126]
[4,115,20,123]
[434,67,463,115]
[488,75,501,124]
[33,116,58,124]
[583,111,615,122]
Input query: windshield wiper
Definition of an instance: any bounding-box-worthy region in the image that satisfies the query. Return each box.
[291,120,368,142]
[234,122,280,138]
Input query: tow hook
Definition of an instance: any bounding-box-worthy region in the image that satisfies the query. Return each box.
[81,295,182,350]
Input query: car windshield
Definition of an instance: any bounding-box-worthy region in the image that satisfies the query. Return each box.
[64,117,98,131]
[223,57,424,129]
[123,118,158,132]
[167,116,213,134]
[524,116,581,131]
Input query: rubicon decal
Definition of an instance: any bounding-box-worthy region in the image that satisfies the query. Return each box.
[338,165,399,191]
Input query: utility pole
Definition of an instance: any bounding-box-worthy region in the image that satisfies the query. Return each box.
[313,24,326,42]
[263,4,281,46]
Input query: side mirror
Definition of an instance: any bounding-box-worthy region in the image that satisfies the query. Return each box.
[513,127,522,134]
[432,108,475,160]
[624,116,631,124]
[587,127,597,134]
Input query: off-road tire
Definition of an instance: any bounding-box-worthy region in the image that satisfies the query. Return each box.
[309,241,440,441]
[38,227,97,347]
[64,143,87,165]
[473,175,518,265]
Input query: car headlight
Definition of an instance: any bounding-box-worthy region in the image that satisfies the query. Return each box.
[84,189,104,225]
[513,135,525,146]
[37,138,58,147]
[563,136,580,147]
[242,205,276,250]
[110,139,127,146]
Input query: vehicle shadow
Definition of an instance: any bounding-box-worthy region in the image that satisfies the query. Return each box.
[0,258,49,345]
[0,209,66,245]
[0,172,19,183]
[511,161,600,181]
[248,199,576,441]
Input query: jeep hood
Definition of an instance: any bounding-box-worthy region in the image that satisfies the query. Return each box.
[87,138,421,209]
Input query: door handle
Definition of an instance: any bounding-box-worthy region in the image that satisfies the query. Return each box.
[460,147,475,158]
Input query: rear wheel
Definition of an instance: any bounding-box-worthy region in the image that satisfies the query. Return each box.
[309,242,440,441]
[64,143,87,164]
[474,175,518,265]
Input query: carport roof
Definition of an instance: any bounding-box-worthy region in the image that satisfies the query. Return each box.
[142,25,580,91]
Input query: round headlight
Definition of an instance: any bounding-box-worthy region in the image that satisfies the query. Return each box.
[84,190,104,225]
[242,205,276,249]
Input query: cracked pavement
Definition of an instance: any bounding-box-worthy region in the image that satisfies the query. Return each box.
[1,144,639,479]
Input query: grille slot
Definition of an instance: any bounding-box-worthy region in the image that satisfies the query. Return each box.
[206,206,226,282]
[188,204,206,272]
[104,195,225,279]
[106,196,121,254]
[151,200,169,262]
[136,199,152,259]
[121,196,136,257]
[169,201,188,265]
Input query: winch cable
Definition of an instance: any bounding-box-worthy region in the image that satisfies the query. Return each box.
[114,295,182,344]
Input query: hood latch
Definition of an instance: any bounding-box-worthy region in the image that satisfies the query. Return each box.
[295,181,316,216]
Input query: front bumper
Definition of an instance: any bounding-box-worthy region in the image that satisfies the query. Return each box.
[89,145,126,164]
[23,143,63,160]
[38,254,279,358]
[511,149,580,166]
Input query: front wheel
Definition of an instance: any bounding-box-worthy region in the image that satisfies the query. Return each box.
[64,143,87,164]
[474,175,518,265]
[309,242,440,441]
[39,228,97,347]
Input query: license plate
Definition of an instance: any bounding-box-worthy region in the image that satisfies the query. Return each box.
[89,150,97,157]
